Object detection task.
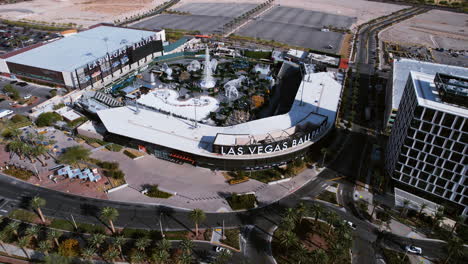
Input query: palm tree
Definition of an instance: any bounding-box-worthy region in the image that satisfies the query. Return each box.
[189,208,206,237]
[432,207,445,232]
[31,196,47,223]
[296,202,309,225]
[327,211,339,234]
[81,247,96,261]
[179,238,193,255]
[88,233,106,249]
[38,240,52,255]
[311,203,322,224]
[151,249,170,264]
[320,148,328,166]
[47,229,61,248]
[400,199,410,216]
[279,230,298,254]
[112,235,126,259]
[135,237,151,252]
[451,215,465,235]
[295,244,310,264]
[283,207,299,225]
[6,221,20,237]
[17,236,31,259]
[0,231,10,256]
[311,248,329,264]
[444,236,464,264]
[103,247,120,263]
[32,145,48,167]
[329,243,345,264]
[279,217,296,232]
[157,238,171,252]
[130,250,145,264]
[25,225,40,241]
[99,207,119,233]
[178,252,193,264]
[418,203,428,217]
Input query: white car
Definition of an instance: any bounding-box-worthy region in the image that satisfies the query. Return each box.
[344,220,357,230]
[405,245,422,255]
[23,94,32,100]
[214,246,231,255]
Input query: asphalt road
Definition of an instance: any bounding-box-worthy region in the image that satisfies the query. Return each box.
[355,7,428,74]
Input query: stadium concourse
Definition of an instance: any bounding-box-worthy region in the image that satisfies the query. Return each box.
[97,64,343,170]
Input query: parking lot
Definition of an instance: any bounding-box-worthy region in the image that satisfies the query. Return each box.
[133,2,256,33]
[0,78,53,114]
[0,22,61,54]
[235,6,355,52]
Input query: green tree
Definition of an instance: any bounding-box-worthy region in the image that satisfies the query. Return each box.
[432,207,445,232]
[112,235,126,259]
[151,249,170,264]
[311,248,328,263]
[38,240,52,255]
[99,207,119,233]
[25,225,40,240]
[130,250,145,263]
[103,247,120,263]
[279,230,298,254]
[189,208,206,237]
[47,229,62,248]
[179,238,193,255]
[30,196,47,223]
[213,248,232,264]
[35,112,62,127]
[81,247,96,261]
[88,233,106,249]
[444,236,464,264]
[6,221,20,237]
[296,244,310,264]
[18,236,31,259]
[283,207,299,225]
[135,237,151,252]
[418,203,428,218]
[327,211,339,234]
[311,203,323,224]
[58,146,91,167]
[157,238,171,252]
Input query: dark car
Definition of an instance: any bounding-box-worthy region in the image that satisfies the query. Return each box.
[9,80,17,84]
[17,82,28,87]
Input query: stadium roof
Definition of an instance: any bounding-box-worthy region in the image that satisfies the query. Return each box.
[392,58,468,110]
[5,25,158,73]
[97,71,343,158]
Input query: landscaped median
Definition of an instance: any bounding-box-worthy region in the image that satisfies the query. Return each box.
[1,205,236,263]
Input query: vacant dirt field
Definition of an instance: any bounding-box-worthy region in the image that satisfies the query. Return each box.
[0,0,165,27]
[379,9,468,50]
[0,0,406,29]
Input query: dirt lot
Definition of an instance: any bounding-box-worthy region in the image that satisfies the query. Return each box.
[0,0,406,29]
[0,0,165,27]
[379,9,468,50]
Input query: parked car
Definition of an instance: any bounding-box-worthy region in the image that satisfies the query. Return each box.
[404,245,422,255]
[214,246,231,255]
[344,220,357,230]
[17,82,28,87]
[23,94,32,100]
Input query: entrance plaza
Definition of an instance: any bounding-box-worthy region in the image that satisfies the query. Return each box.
[90,149,322,212]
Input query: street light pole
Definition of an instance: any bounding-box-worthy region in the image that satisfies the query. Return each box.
[159,213,165,238]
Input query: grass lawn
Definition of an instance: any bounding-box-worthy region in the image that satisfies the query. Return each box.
[220,228,240,250]
[3,166,34,181]
[9,209,38,223]
[316,190,338,205]
[145,185,172,199]
[226,193,257,210]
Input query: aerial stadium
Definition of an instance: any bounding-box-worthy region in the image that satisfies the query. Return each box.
[92,48,344,170]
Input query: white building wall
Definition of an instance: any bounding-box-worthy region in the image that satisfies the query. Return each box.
[0,59,10,74]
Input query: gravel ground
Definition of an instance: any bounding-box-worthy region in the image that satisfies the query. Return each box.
[174,2,256,17]
[379,9,468,50]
